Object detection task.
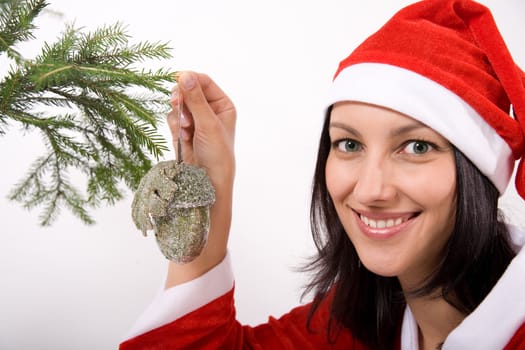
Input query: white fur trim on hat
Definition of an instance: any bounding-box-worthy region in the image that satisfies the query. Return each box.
[326,63,514,194]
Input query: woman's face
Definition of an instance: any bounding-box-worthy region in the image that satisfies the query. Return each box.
[325,102,457,289]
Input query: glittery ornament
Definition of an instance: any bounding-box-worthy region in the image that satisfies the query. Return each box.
[131,161,215,263]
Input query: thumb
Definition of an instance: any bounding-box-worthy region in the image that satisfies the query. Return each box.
[178,72,220,133]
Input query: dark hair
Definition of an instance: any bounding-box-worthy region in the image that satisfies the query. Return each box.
[302,108,516,349]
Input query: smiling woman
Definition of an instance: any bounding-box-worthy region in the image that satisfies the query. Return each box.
[325,102,458,284]
[310,101,516,348]
[119,1,525,350]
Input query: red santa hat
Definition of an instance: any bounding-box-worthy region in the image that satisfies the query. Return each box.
[327,0,525,199]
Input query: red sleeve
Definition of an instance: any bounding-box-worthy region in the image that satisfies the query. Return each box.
[119,287,366,350]
[504,322,525,350]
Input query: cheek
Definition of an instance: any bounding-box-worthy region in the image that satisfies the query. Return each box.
[325,154,354,202]
[424,162,456,203]
[407,159,457,219]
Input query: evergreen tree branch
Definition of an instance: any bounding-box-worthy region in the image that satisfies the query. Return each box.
[0,0,47,62]
[1,1,175,226]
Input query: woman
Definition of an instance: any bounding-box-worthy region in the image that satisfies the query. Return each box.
[120,0,525,349]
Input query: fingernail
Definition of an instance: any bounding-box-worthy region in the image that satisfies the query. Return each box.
[171,88,178,102]
[180,113,190,127]
[181,74,196,90]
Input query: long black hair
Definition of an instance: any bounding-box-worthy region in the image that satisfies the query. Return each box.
[302,108,516,349]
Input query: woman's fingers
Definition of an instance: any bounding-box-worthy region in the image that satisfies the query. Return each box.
[178,73,226,139]
[191,73,236,137]
[167,71,236,189]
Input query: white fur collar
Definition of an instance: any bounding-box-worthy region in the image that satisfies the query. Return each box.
[401,225,525,350]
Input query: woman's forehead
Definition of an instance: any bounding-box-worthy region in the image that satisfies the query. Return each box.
[330,101,427,127]
[329,101,453,144]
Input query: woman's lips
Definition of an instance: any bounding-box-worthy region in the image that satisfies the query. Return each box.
[353,210,418,239]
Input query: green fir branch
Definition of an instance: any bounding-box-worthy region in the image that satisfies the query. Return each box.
[0,0,47,62]
[0,0,175,226]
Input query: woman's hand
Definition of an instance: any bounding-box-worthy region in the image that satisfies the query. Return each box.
[165,72,236,287]
[169,72,236,191]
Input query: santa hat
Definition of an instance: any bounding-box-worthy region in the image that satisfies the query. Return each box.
[327,0,525,199]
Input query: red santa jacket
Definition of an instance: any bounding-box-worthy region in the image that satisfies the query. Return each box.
[119,285,525,349]
[120,287,372,350]
[120,225,525,349]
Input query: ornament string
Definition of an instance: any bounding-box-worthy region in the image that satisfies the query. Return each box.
[176,84,184,164]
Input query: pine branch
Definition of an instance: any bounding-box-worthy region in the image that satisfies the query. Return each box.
[0,1,175,226]
[0,0,47,62]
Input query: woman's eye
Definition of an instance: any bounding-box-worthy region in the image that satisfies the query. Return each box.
[403,141,433,154]
[335,139,362,153]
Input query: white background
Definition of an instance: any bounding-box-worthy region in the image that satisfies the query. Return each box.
[1,1,524,349]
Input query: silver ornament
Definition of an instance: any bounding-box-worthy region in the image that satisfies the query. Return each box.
[131,160,215,264]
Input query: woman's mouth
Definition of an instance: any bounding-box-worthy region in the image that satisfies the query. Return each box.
[354,211,419,238]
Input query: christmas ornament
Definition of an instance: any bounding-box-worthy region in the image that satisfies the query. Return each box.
[131,161,215,263]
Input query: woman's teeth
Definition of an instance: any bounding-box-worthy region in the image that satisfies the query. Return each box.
[359,215,405,228]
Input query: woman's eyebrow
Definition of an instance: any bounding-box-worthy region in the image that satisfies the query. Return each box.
[329,122,362,138]
[329,120,429,138]
[390,122,429,137]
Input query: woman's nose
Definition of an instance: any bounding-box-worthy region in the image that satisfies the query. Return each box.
[352,157,397,205]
